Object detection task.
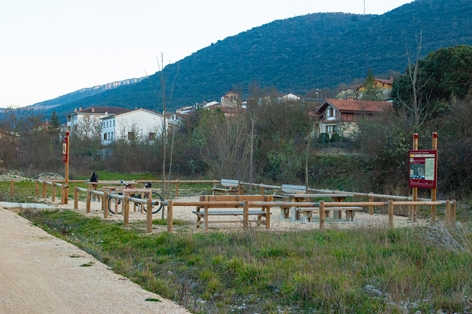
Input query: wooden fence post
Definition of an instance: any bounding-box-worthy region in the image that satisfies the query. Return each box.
[147,193,153,233]
[61,185,66,205]
[42,181,47,198]
[103,192,109,219]
[167,200,173,233]
[388,200,394,228]
[86,184,91,213]
[319,200,325,230]
[74,186,79,209]
[369,194,374,215]
[35,180,39,196]
[52,183,56,202]
[243,200,249,229]
[204,206,209,232]
[124,194,130,225]
[451,200,457,225]
[259,185,264,195]
[10,179,14,199]
[175,180,180,198]
[445,200,451,226]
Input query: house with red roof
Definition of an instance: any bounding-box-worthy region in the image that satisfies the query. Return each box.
[314,99,392,138]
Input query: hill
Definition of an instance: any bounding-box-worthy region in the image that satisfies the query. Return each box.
[32,0,472,118]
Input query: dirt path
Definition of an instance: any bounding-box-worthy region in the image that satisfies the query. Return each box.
[0,207,190,314]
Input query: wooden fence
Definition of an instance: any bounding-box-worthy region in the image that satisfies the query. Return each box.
[7,179,458,234]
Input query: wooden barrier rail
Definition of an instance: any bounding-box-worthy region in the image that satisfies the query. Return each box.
[73,186,160,232]
[51,179,219,198]
[14,179,458,234]
[163,199,456,232]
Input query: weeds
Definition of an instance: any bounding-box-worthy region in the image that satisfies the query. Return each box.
[20,209,472,313]
[418,222,472,255]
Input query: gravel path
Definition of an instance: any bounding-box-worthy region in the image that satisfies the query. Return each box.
[0,207,190,314]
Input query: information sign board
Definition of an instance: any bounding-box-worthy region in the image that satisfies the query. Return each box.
[408,150,437,189]
[62,135,69,163]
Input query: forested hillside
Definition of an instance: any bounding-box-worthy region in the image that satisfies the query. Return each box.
[32,0,472,117]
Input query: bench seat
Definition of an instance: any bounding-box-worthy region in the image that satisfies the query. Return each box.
[192,210,267,216]
[325,206,363,221]
[212,179,240,195]
[193,195,273,230]
[295,206,363,222]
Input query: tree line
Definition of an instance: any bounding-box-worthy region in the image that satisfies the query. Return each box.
[1,45,472,200]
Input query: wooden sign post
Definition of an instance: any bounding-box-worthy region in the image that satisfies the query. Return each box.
[408,132,439,222]
[62,131,70,204]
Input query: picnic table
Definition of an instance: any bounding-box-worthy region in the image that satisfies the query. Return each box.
[281,193,357,221]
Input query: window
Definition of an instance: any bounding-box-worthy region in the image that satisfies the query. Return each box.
[327,107,334,117]
[113,120,115,127]
[104,133,107,140]
[149,132,156,140]
[326,125,338,133]
[128,132,135,140]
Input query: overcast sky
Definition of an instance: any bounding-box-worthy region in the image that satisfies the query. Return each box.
[0,0,413,108]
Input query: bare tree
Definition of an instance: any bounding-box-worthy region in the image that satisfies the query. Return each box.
[194,110,251,179]
[395,30,432,129]
[147,53,179,199]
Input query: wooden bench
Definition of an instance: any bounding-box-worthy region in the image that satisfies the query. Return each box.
[281,184,307,194]
[192,195,273,231]
[274,184,308,218]
[297,206,363,222]
[212,179,241,195]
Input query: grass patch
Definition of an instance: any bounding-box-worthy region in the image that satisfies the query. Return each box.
[20,209,472,313]
[144,298,161,302]
[152,219,187,226]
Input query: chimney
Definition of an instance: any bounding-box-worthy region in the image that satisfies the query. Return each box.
[74,108,77,112]
[91,108,95,113]
[79,107,82,111]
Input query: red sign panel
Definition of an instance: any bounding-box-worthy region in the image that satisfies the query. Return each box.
[408,150,438,189]
[62,136,68,163]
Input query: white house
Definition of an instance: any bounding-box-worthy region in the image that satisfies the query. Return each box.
[66,107,130,138]
[100,108,166,144]
[314,99,392,138]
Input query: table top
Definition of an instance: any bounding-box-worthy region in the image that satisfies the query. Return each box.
[283,193,353,198]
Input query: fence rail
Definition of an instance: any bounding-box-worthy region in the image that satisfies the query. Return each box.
[7,178,457,234]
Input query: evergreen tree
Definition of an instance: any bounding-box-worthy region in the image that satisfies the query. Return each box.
[50,110,60,130]
[361,69,382,101]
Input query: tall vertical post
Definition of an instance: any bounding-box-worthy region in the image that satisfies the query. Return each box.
[388,200,394,228]
[62,131,70,205]
[74,186,79,209]
[51,183,56,202]
[319,201,325,230]
[65,131,70,204]
[431,132,438,222]
[10,179,14,199]
[147,192,153,233]
[167,201,173,233]
[412,133,419,222]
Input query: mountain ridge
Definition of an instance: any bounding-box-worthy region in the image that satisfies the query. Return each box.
[28,0,472,119]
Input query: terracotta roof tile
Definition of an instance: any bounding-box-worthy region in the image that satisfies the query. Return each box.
[323,99,392,113]
[75,107,131,115]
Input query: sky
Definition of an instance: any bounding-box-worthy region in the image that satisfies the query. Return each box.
[0,0,413,108]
